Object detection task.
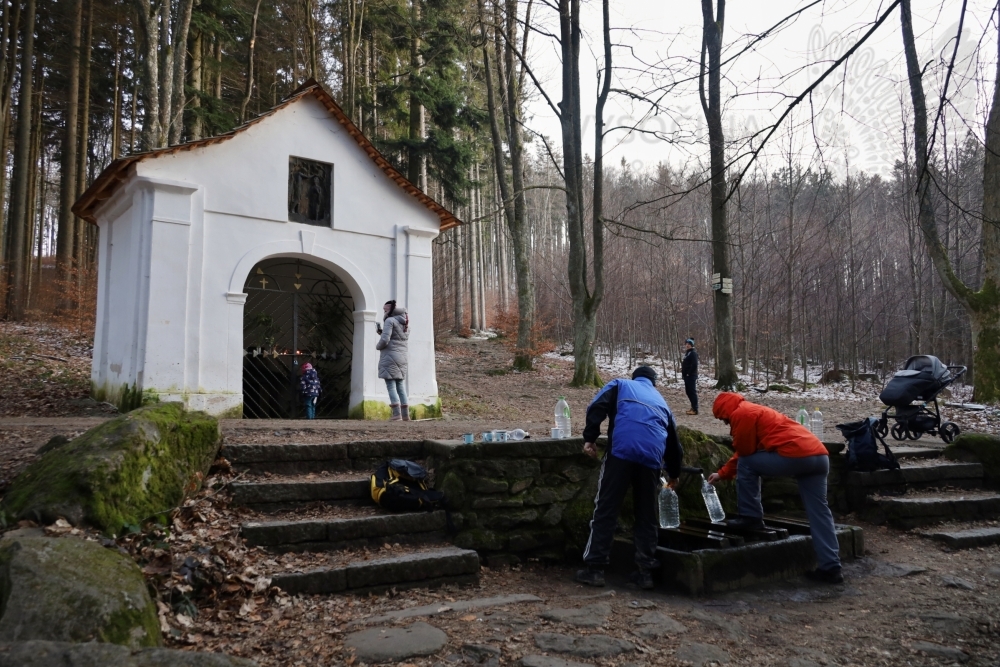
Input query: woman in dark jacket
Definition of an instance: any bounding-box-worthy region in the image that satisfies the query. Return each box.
[376,300,410,421]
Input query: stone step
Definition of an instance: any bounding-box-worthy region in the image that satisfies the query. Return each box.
[241,510,448,551]
[846,462,984,489]
[920,527,1000,549]
[891,446,943,460]
[223,440,424,474]
[860,494,1000,529]
[230,476,370,510]
[270,547,480,595]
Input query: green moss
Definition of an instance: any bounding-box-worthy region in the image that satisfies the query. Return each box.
[768,384,794,394]
[944,433,1000,488]
[410,399,442,420]
[0,534,161,647]
[348,400,393,420]
[0,403,220,535]
[675,426,738,520]
[217,403,244,419]
[90,382,159,413]
[968,279,1000,403]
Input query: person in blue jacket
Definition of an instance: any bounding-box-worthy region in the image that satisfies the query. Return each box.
[576,366,683,590]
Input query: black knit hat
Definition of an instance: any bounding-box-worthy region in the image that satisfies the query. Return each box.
[632,366,657,385]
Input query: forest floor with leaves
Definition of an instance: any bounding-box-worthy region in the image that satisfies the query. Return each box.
[1,324,1000,665]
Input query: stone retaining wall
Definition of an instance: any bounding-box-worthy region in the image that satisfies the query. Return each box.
[425,438,603,565]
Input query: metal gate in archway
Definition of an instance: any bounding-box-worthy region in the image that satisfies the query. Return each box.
[242,258,354,419]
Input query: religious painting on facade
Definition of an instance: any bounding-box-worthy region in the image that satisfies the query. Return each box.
[288,156,332,225]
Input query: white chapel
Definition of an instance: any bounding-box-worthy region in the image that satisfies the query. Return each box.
[73,80,456,419]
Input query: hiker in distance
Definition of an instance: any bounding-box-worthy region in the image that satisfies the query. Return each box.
[298,363,322,419]
[576,366,683,590]
[682,338,699,415]
[706,392,843,584]
[376,300,410,421]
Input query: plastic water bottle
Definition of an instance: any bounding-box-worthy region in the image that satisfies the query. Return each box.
[508,429,527,441]
[658,478,680,529]
[555,398,571,438]
[810,407,824,439]
[796,407,809,428]
[701,475,726,523]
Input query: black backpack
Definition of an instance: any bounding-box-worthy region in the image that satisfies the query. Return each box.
[370,459,445,512]
[837,418,900,472]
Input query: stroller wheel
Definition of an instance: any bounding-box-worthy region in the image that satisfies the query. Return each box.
[875,419,889,438]
[890,423,908,441]
[906,429,922,441]
[940,422,960,444]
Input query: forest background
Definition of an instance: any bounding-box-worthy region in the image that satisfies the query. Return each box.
[0,0,997,400]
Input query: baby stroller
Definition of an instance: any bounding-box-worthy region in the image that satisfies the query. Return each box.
[877,355,966,444]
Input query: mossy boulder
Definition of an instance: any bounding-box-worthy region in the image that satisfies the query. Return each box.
[0,531,160,648]
[944,433,1000,489]
[675,425,738,520]
[0,640,258,666]
[0,403,220,535]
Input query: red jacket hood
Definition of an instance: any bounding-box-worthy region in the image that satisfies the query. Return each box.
[713,392,745,421]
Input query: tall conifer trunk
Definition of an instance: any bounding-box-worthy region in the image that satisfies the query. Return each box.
[57,0,82,298]
[3,0,35,320]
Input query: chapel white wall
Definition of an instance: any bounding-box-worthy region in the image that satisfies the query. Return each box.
[90,95,441,417]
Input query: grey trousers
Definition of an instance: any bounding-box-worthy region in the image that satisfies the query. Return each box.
[736,451,841,571]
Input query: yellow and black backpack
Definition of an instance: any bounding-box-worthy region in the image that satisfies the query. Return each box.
[370,459,445,512]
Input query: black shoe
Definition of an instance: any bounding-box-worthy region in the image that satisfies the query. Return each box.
[627,569,655,590]
[725,516,765,530]
[804,567,844,584]
[574,568,606,587]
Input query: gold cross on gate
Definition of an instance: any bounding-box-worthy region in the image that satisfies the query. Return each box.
[259,277,268,289]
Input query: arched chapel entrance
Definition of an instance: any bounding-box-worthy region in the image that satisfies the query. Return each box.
[242,257,354,418]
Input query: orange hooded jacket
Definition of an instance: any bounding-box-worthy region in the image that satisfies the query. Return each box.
[713,392,828,480]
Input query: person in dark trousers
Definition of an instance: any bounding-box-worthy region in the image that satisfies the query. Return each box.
[707,392,843,584]
[682,338,699,415]
[576,366,683,590]
[298,363,322,419]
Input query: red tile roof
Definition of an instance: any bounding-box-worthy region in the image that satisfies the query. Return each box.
[72,79,461,231]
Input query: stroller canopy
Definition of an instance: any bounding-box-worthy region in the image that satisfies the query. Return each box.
[879,355,949,406]
[901,355,948,380]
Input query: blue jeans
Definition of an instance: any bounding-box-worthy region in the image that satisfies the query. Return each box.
[385,379,407,405]
[303,396,317,419]
[736,451,841,571]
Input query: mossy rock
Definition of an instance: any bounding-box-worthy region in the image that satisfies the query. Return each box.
[0,531,160,647]
[675,425,738,520]
[944,433,1000,489]
[0,403,219,535]
[768,384,794,394]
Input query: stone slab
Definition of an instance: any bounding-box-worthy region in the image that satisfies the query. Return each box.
[675,642,731,666]
[539,602,611,628]
[633,611,688,639]
[230,478,369,506]
[533,633,635,658]
[223,443,349,464]
[845,463,983,488]
[0,641,257,667]
[423,438,594,461]
[910,641,969,663]
[892,446,943,459]
[346,547,479,589]
[521,657,590,667]
[271,548,478,595]
[358,594,543,625]
[861,494,1000,529]
[344,622,447,663]
[241,511,447,548]
[922,526,1000,549]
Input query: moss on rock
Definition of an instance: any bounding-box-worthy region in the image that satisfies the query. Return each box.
[0,531,161,647]
[675,425,738,520]
[944,433,1000,488]
[0,403,219,535]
